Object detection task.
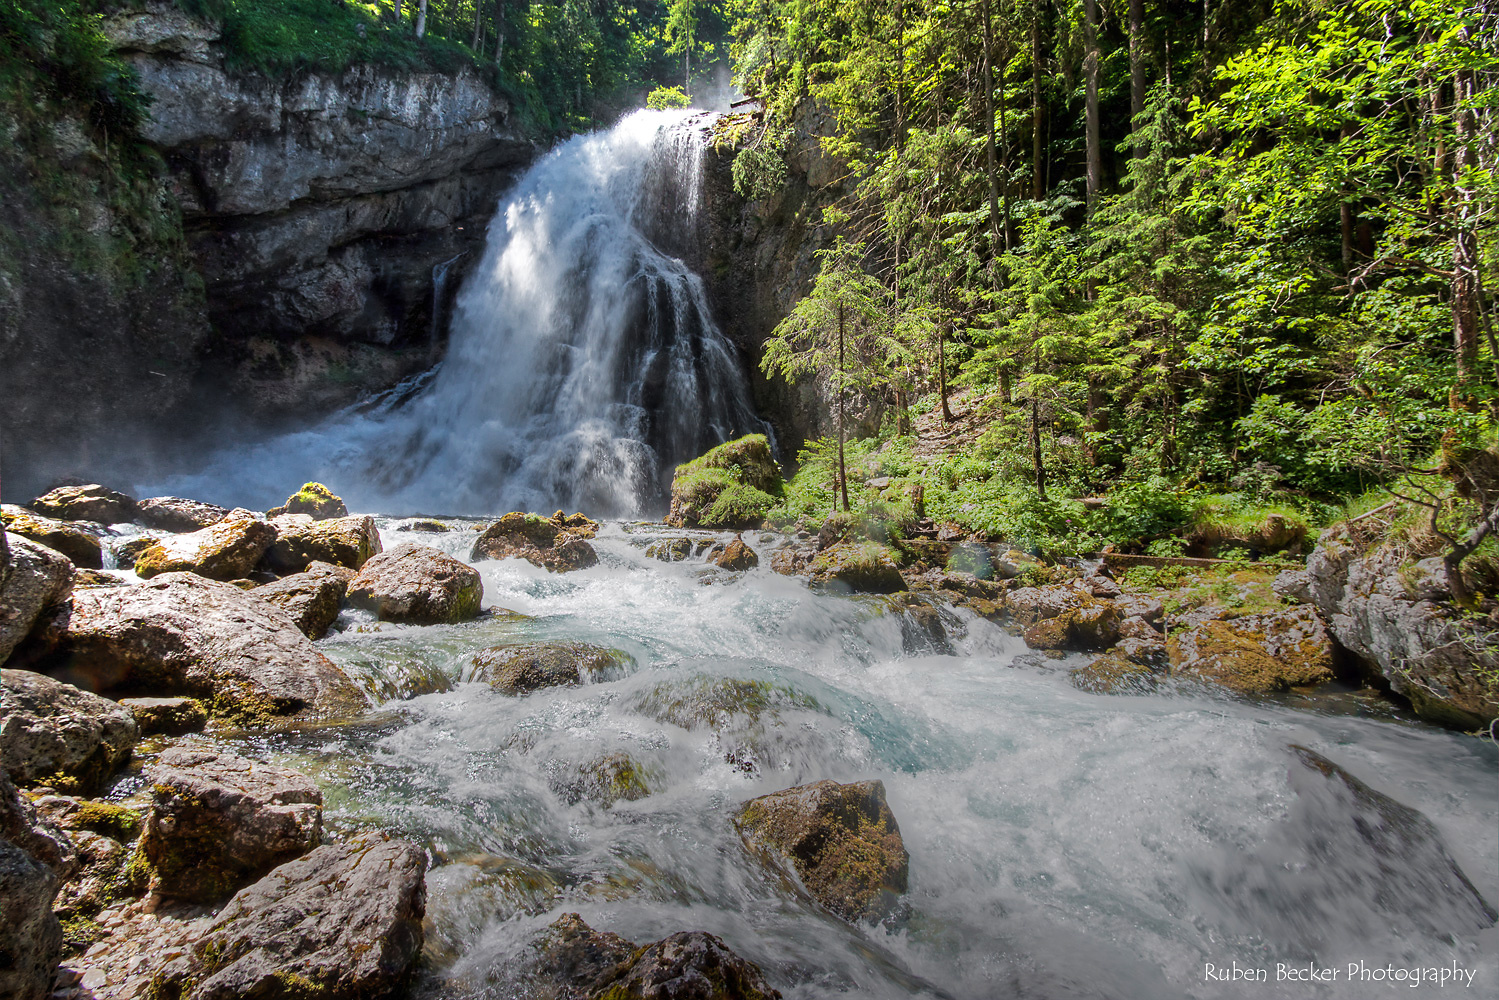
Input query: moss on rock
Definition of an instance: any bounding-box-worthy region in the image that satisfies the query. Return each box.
[267,483,348,520]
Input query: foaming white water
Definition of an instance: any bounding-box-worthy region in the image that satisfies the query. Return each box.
[250,522,1498,1000]
[149,110,764,516]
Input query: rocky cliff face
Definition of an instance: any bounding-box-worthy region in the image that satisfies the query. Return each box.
[1278,526,1499,730]
[1,3,537,498]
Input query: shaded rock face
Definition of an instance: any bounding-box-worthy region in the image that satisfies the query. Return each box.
[1168,607,1334,694]
[29,484,137,524]
[1,505,102,569]
[139,747,323,903]
[133,513,277,581]
[0,807,64,1000]
[734,779,908,923]
[0,769,78,878]
[118,696,209,736]
[17,572,368,723]
[468,642,630,695]
[250,561,351,639]
[1282,527,1499,727]
[135,496,232,532]
[537,913,782,1000]
[0,669,138,792]
[263,513,382,575]
[470,512,600,572]
[172,835,427,1000]
[347,542,483,624]
[0,533,74,666]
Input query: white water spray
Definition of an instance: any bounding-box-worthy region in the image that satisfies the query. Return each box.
[155,110,764,516]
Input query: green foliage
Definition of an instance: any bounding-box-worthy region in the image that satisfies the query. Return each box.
[703,483,777,527]
[647,84,690,108]
[0,0,150,132]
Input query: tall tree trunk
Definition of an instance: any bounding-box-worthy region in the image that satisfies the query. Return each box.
[937,322,955,422]
[415,0,428,38]
[837,302,850,512]
[1083,0,1101,216]
[393,0,403,24]
[999,22,1011,249]
[982,0,1002,257]
[1452,66,1481,404]
[472,0,483,50]
[1031,0,1046,200]
[1031,395,1047,501]
[1129,0,1145,128]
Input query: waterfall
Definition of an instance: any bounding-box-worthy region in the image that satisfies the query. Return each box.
[157,109,766,517]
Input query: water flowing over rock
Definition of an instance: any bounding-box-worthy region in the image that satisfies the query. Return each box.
[0,669,138,792]
[468,641,630,695]
[18,572,368,723]
[470,512,600,572]
[138,747,323,903]
[735,778,909,924]
[347,543,483,625]
[159,110,767,517]
[0,533,74,666]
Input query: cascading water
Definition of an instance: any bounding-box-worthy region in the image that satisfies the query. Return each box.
[154,110,765,516]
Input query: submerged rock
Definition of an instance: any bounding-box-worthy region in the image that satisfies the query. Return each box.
[1168,606,1333,694]
[470,511,600,572]
[167,835,426,1000]
[137,747,323,903]
[1071,650,1162,694]
[469,641,629,695]
[1,505,102,568]
[262,513,382,574]
[118,696,209,736]
[0,533,74,666]
[807,542,906,594]
[734,778,909,924]
[644,536,693,561]
[18,572,368,723]
[133,512,277,582]
[135,496,232,532]
[0,669,138,792]
[347,542,483,624]
[29,484,137,525]
[537,912,781,1000]
[266,482,348,520]
[550,752,655,807]
[250,561,351,639]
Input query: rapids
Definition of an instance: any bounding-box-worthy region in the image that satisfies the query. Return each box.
[182,520,1496,1000]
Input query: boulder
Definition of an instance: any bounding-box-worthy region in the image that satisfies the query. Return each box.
[396,519,449,532]
[18,572,368,723]
[112,535,159,567]
[118,696,209,735]
[0,533,74,666]
[29,484,137,524]
[1071,651,1161,694]
[1294,525,1498,728]
[807,542,906,594]
[1,505,102,568]
[666,435,783,529]
[0,770,71,1000]
[549,752,654,807]
[644,537,693,561]
[137,747,323,902]
[262,513,382,574]
[714,536,760,571]
[734,778,908,923]
[74,569,129,588]
[470,511,600,572]
[173,835,426,1000]
[882,594,957,655]
[537,913,781,1000]
[1003,585,1121,652]
[0,669,138,792]
[250,561,351,639]
[1168,606,1334,694]
[468,641,629,695]
[346,543,483,624]
[266,482,348,520]
[0,770,76,878]
[133,512,277,581]
[135,496,232,532]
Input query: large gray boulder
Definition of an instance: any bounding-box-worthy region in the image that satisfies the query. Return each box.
[0,771,71,1000]
[0,669,138,792]
[28,484,137,524]
[1168,606,1334,694]
[175,835,426,1000]
[250,561,352,639]
[734,779,908,924]
[1,505,102,568]
[132,511,277,581]
[347,542,483,624]
[0,533,73,666]
[138,747,323,903]
[262,514,381,575]
[18,572,368,724]
[135,496,232,532]
[1283,525,1499,727]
